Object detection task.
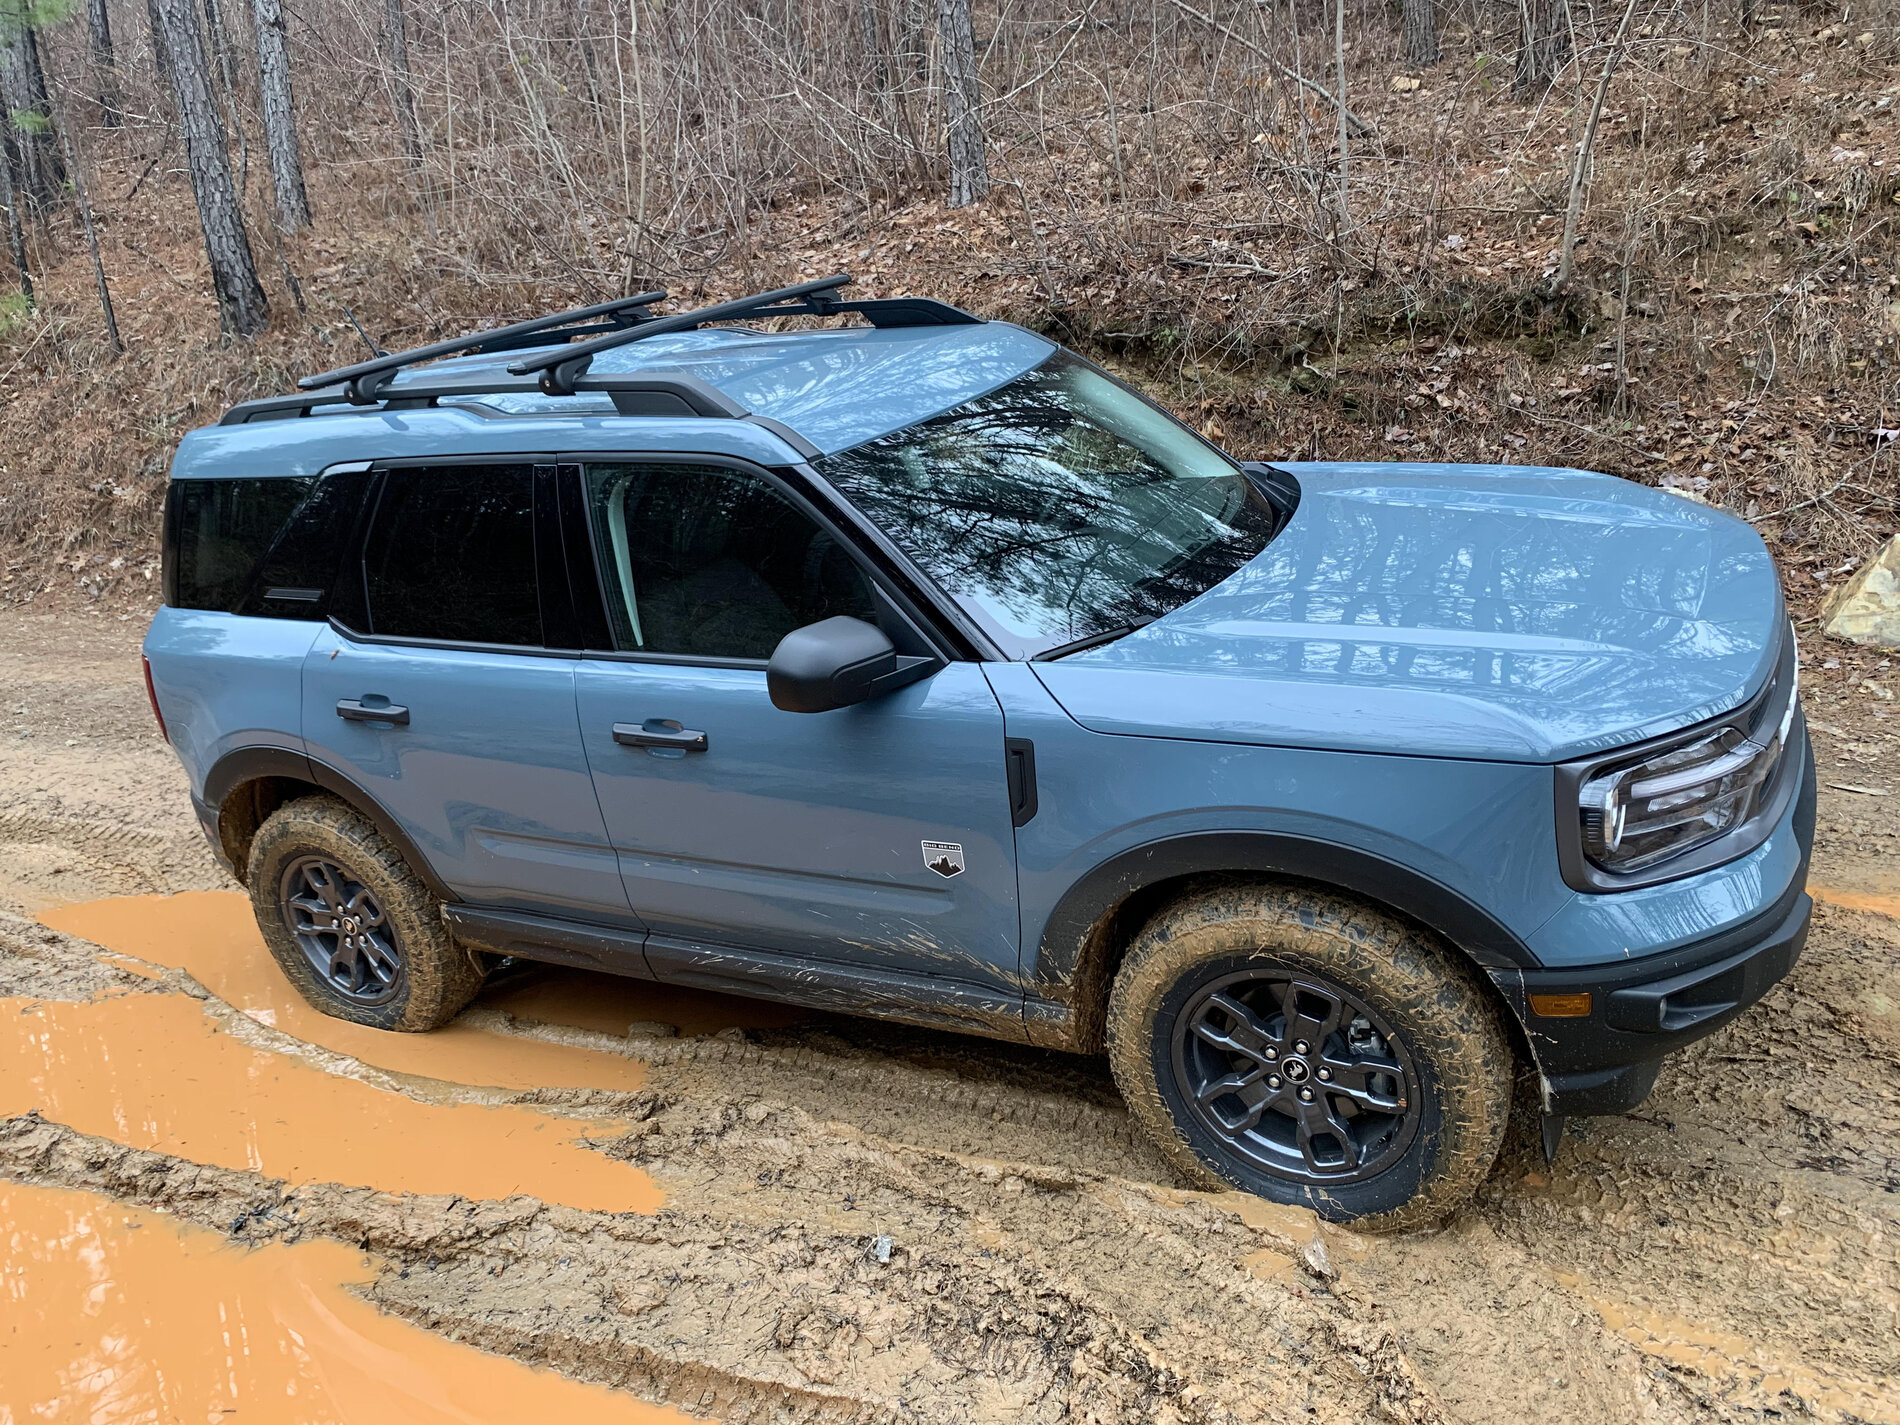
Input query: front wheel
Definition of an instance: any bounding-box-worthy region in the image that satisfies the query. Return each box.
[1106,882,1513,1232]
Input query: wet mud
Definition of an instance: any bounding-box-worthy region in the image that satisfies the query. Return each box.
[2,1178,692,1424]
[3,609,1899,1424]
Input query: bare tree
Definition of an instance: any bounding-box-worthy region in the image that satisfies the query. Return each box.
[384,0,424,170]
[1515,0,1571,93]
[89,0,123,126]
[936,0,988,207]
[0,17,66,211]
[148,0,270,336]
[0,125,29,304]
[1558,0,1642,287]
[251,0,311,226]
[1403,0,1440,67]
[51,99,121,351]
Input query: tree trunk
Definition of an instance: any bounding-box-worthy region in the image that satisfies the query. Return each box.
[935,0,988,208]
[201,0,238,99]
[0,126,30,304]
[52,103,121,352]
[385,0,424,170]
[89,0,122,126]
[148,0,269,337]
[0,27,66,211]
[250,0,309,227]
[1403,0,1440,66]
[1514,0,1570,93]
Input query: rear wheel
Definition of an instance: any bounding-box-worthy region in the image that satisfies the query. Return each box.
[1106,882,1513,1231]
[246,795,484,1031]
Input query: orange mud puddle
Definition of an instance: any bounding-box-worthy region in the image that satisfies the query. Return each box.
[0,990,661,1213]
[1809,885,1900,919]
[0,1179,692,1424]
[43,891,801,1078]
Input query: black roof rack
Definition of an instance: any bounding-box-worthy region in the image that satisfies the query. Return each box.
[223,370,748,425]
[506,273,980,395]
[245,275,982,431]
[298,289,669,404]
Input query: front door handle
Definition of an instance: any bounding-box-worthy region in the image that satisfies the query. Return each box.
[613,720,708,752]
[337,697,410,725]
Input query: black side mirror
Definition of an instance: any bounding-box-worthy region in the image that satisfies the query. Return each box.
[767,617,899,713]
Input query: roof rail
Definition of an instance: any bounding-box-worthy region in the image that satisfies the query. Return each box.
[507,273,980,396]
[297,289,668,404]
[221,370,751,426]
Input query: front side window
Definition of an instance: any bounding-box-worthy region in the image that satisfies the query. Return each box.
[582,462,876,660]
[818,353,1281,658]
[362,464,541,646]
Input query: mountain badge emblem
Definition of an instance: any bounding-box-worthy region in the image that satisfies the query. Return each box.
[922,840,965,878]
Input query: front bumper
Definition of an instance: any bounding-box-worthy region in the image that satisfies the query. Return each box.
[1491,728,1816,1117]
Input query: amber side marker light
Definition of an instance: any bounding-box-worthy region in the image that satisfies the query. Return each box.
[142,654,168,743]
[1528,992,1593,1018]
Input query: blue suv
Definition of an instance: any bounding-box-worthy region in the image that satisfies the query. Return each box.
[144,277,1813,1229]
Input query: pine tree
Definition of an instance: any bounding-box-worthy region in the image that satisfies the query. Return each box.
[251,0,310,226]
[148,0,270,336]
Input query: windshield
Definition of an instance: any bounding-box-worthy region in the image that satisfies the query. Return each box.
[818,354,1282,658]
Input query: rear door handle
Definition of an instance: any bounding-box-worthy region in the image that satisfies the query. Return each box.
[613,720,708,752]
[337,698,410,725]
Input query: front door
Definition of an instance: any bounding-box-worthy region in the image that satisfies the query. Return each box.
[569,459,1022,1002]
[302,461,635,927]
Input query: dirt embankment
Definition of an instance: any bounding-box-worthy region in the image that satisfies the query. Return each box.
[2,606,1897,1423]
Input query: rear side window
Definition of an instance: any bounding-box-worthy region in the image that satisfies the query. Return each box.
[362,464,541,646]
[165,474,366,617]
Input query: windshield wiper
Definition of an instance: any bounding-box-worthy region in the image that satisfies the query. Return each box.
[1031,616,1158,662]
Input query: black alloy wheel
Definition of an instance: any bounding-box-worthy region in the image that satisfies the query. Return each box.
[1171,970,1421,1185]
[279,854,404,1005]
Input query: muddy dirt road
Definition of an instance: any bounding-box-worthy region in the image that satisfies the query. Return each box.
[3,606,1897,1424]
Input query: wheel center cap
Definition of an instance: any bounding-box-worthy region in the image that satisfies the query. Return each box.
[1282,1058,1311,1083]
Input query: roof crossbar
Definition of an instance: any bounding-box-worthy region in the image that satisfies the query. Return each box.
[297,289,669,404]
[508,275,852,395]
[506,273,981,396]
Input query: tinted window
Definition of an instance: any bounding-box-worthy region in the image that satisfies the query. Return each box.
[818,353,1280,657]
[236,468,371,617]
[165,477,313,612]
[363,465,541,646]
[583,462,876,660]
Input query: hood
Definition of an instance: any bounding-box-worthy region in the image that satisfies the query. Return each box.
[1032,463,1786,764]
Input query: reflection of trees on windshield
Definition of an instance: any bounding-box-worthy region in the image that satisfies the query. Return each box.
[820,355,1278,653]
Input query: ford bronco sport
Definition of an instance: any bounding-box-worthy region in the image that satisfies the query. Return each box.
[144,276,1813,1229]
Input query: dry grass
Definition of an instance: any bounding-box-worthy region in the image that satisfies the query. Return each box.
[1,0,1895,611]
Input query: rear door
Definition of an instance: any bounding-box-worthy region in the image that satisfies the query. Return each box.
[301,460,638,929]
[567,457,1024,1018]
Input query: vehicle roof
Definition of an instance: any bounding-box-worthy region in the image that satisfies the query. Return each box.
[172,321,1056,480]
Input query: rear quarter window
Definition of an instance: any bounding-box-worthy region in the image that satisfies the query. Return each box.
[163,472,369,617]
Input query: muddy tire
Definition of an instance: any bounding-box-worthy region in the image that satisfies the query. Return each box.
[246,795,484,1032]
[1105,882,1513,1232]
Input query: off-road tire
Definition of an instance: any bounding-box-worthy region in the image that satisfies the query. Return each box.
[246,795,485,1032]
[1106,881,1513,1232]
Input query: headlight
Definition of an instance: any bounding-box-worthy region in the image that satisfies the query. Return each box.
[1580,723,1785,872]
[1563,620,1801,885]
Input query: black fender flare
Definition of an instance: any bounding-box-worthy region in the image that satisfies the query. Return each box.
[201,745,459,902]
[1029,830,1541,1010]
